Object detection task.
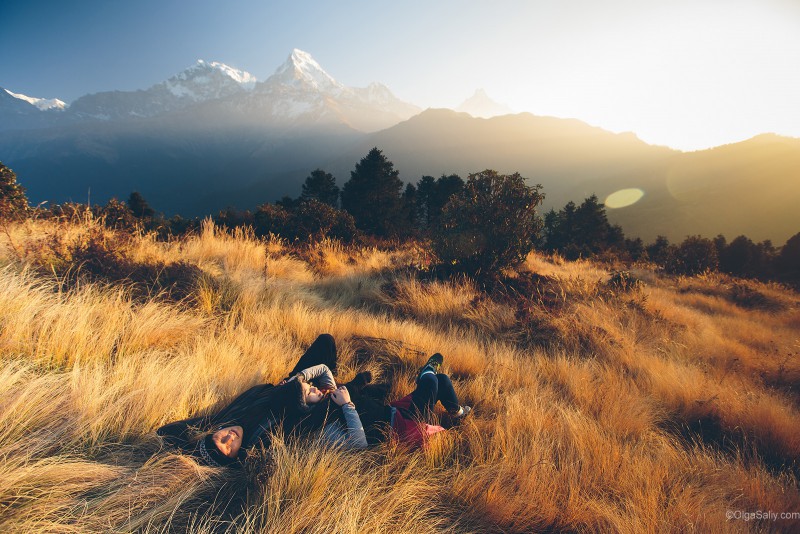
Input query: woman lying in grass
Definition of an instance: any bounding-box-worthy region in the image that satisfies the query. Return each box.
[156,334,366,467]
[297,352,472,450]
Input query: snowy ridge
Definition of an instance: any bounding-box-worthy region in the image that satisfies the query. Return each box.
[267,49,343,92]
[174,60,257,88]
[162,60,257,100]
[2,49,420,132]
[4,88,66,111]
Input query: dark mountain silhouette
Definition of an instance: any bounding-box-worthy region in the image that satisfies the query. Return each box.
[321,110,798,243]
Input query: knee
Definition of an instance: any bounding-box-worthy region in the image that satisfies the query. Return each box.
[316,333,335,347]
[417,371,438,388]
[436,373,453,387]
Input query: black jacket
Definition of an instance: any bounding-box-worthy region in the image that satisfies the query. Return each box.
[157,381,302,454]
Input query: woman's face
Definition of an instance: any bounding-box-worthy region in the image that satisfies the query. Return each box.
[212,425,243,458]
[301,381,327,404]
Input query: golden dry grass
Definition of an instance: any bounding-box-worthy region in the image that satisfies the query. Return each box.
[0,219,798,533]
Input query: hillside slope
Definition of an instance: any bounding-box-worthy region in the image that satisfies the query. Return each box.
[0,219,798,532]
[345,110,800,243]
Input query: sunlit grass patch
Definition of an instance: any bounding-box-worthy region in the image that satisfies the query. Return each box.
[0,218,798,533]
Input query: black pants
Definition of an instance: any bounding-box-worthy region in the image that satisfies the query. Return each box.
[409,372,460,417]
[287,334,338,379]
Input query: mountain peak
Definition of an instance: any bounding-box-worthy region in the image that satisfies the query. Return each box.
[455,89,513,118]
[269,49,341,92]
[190,60,258,88]
[171,60,257,89]
[4,88,67,111]
[159,60,257,101]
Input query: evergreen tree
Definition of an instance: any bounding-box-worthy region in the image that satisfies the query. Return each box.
[0,161,28,220]
[719,235,759,277]
[341,147,404,236]
[127,191,155,219]
[401,183,419,234]
[543,196,626,258]
[415,175,436,227]
[776,232,800,282]
[300,169,340,207]
[414,174,463,230]
[624,237,646,261]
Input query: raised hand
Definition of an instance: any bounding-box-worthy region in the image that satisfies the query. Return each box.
[330,385,352,406]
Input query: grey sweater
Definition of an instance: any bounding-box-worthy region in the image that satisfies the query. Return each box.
[293,364,368,449]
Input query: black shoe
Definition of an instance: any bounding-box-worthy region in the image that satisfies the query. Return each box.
[418,353,444,379]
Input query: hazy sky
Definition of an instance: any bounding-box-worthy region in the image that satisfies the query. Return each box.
[2,0,799,150]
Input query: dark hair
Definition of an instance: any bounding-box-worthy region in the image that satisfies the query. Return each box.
[193,434,241,467]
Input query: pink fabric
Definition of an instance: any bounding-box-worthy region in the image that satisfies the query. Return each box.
[390,394,446,448]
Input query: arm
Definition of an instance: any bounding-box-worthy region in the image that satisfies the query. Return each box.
[337,403,368,449]
[298,364,336,390]
[325,386,368,449]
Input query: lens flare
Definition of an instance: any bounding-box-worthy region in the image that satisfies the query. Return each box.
[604,188,645,209]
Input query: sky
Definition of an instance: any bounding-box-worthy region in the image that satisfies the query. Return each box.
[1,0,799,151]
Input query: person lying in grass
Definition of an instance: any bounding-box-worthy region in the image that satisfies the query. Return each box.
[297,352,472,450]
[156,334,366,467]
[157,334,471,466]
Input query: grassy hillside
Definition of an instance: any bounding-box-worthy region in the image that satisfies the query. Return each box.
[1,217,799,532]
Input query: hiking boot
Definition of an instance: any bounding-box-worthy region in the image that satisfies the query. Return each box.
[450,405,472,419]
[417,353,444,380]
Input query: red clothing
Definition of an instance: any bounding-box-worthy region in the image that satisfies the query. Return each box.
[390,394,445,448]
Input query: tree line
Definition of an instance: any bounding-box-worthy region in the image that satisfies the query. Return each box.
[1,154,798,285]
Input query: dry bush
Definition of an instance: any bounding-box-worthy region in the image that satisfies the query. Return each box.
[0,218,799,533]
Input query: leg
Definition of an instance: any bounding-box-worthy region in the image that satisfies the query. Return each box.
[433,374,460,413]
[286,334,338,379]
[409,372,439,418]
[409,373,461,418]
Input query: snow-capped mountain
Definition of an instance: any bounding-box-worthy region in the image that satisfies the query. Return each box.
[455,89,514,118]
[268,49,342,93]
[1,87,67,130]
[3,89,67,111]
[235,49,419,131]
[162,59,257,99]
[67,59,258,120]
[2,49,419,132]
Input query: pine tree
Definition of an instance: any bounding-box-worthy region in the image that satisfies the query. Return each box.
[300,169,340,207]
[341,148,404,236]
[0,161,28,220]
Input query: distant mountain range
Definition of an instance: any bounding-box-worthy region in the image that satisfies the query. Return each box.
[1,50,798,243]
